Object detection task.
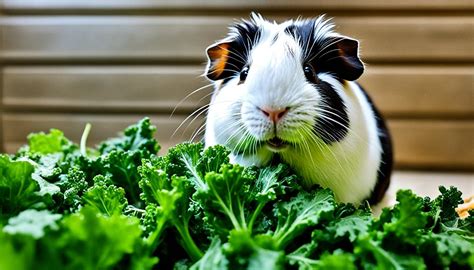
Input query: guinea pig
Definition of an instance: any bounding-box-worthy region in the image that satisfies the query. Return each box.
[203,13,393,205]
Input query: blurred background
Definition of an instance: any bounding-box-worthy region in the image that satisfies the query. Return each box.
[0,0,472,198]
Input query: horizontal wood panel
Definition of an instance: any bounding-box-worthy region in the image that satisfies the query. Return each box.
[1,16,472,62]
[3,0,472,11]
[2,66,210,112]
[388,120,474,169]
[2,114,205,154]
[360,66,474,117]
[3,114,473,169]
[3,65,472,117]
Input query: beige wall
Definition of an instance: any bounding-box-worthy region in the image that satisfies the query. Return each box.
[0,0,473,170]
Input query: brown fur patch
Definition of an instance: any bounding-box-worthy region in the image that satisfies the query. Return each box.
[208,43,230,79]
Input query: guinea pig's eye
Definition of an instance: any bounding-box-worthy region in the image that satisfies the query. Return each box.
[303,64,318,83]
[239,66,249,83]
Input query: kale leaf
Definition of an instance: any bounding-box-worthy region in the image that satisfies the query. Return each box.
[0,155,48,221]
[1,118,472,270]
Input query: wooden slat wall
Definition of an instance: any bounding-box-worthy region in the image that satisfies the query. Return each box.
[1,113,204,154]
[1,17,472,62]
[2,0,473,11]
[3,66,473,117]
[0,0,473,170]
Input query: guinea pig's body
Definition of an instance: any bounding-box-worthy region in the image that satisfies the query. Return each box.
[204,14,392,204]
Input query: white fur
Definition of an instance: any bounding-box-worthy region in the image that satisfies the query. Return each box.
[204,16,382,204]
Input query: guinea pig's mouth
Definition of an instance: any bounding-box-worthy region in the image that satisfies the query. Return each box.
[265,137,289,152]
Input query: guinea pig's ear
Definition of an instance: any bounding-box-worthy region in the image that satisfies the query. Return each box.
[205,39,233,81]
[324,36,364,81]
[205,15,261,81]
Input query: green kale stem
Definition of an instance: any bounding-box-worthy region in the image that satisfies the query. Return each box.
[146,216,168,253]
[286,255,320,268]
[80,123,92,156]
[247,202,265,233]
[273,219,297,249]
[208,180,243,230]
[364,239,403,269]
[181,154,207,190]
[175,222,203,261]
[238,198,248,230]
[146,217,203,262]
[143,202,203,262]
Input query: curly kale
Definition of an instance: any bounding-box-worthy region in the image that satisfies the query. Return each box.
[0,118,472,270]
[82,175,128,216]
[0,155,54,222]
[57,167,89,212]
[99,117,160,155]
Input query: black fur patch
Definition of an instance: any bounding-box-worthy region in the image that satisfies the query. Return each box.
[285,20,331,71]
[218,21,261,80]
[285,20,363,81]
[356,83,393,205]
[222,76,234,86]
[312,81,349,144]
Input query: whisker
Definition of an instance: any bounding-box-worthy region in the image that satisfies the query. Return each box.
[211,60,243,72]
[171,104,211,138]
[196,90,215,104]
[190,122,207,142]
[181,106,212,137]
[216,121,243,142]
[299,127,331,181]
[224,124,246,147]
[313,108,366,145]
[224,52,248,66]
[235,130,253,156]
[227,125,248,155]
[312,47,341,62]
[323,55,346,63]
[298,128,316,168]
[313,106,349,122]
[215,46,247,64]
[307,37,344,63]
[170,83,214,118]
[212,118,243,143]
[206,68,239,76]
[304,124,345,174]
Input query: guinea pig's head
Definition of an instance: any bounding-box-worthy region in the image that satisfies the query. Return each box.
[205,13,364,160]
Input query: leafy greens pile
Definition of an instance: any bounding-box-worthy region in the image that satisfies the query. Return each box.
[0,118,472,270]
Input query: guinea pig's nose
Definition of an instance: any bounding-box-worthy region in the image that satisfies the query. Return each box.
[260,107,289,123]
